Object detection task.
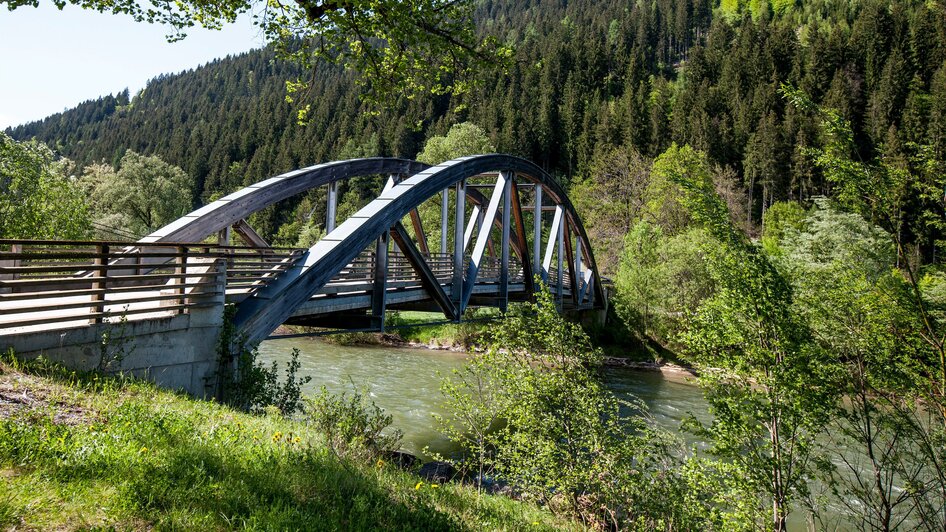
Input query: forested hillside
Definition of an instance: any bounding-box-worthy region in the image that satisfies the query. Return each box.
[7,0,946,246]
[8,1,946,528]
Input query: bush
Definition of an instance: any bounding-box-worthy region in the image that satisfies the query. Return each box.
[436,286,707,529]
[613,222,714,348]
[302,386,403,461]
[217,305,311,416]
[224,345,312,417]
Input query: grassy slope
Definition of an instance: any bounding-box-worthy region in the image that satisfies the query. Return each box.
[385,311,684,366]
[386,310,498,348]
[0,356,573,531]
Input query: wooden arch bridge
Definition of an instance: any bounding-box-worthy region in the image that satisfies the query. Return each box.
[0,155,605,394]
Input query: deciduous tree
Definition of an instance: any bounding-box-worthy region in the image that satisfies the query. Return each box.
[0,132,90,239]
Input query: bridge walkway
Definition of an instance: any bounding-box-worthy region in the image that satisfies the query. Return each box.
[0,240,569,337]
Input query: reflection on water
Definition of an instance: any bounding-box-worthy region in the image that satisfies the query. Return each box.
[257,338,709,456]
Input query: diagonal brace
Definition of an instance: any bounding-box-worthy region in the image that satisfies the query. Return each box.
[542,205,564,282]
[462,173,507,310]
[390,222,459,321]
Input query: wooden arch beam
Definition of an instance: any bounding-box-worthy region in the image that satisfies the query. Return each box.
[231,155,606,344]
[141,158,428,244]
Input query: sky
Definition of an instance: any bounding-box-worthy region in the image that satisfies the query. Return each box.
[0,3,266,129]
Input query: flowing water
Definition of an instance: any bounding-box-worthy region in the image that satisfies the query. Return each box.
[258,338,853,530]
[257,338,708,456]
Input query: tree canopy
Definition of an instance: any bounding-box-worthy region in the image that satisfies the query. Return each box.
[83,150,193,238]
[2,0,510,106]
[416,122,494,165]
[0,132,90,239]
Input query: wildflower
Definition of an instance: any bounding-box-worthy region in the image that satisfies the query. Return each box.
[431,484,440,489]
[414,482,423,490]
[294,437,301,444]
[376,458,385,468]
[272,431,282,442]
[139,446,148,453]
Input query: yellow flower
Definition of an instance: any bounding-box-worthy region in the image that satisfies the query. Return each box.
[294,437,301,444]
[414,482,423,490]
[376,459,385,468]
[139,446,148,453]
[431,484,440,489]
[271,431,282,442]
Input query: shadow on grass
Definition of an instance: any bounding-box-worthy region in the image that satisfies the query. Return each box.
[0,351,464,530]
[116,442,460,530]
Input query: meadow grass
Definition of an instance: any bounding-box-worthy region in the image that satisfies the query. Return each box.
[0,354,574,531]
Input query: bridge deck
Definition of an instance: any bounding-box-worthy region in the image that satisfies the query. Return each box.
[1,240,570,338]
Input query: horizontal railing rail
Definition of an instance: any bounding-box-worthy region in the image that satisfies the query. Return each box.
[0,235,538,335]
[0,239,305,334]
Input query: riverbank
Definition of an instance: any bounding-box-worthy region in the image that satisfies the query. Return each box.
[0,353,572,530]
[284,311,697,378]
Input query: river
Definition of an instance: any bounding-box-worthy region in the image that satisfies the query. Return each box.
[257,337,708,457]
[257,337,853,530]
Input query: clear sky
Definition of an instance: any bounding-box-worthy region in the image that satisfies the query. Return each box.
[0,3,265,129]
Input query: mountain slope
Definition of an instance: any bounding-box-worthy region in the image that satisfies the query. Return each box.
[7,0,946,240]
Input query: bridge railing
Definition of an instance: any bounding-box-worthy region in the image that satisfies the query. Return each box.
[319,250,526,289]
[0,239,304,334]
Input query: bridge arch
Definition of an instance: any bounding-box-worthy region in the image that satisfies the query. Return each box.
[141,158,429,244]
[226,154,604,344]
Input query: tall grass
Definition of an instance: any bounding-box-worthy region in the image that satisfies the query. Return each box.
[0,354,571,530]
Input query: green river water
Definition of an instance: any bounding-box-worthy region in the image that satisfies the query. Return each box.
[257,337,707,457]
[258,337,858,530]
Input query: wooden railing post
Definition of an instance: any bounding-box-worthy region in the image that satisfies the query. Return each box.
[91,243,108,324]
[177,246,188,313]
[11,243,21,282]
[0,243,21,294]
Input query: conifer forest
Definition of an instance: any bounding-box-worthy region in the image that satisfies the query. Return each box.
[4,0,946,529]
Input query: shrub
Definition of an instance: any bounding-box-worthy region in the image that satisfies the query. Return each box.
[436,285,707,529]
[302,386,403,461]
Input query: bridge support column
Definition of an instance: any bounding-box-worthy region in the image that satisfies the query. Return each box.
[217,227,231,246]
[452,180,465,316]
[510,182,534,297]
[440,189,449,254]
[326,180,338,233]
[574,235,583,307]
[372,232,388,331]
[533,186,542,285]
[542,205,563,285]
[462,173,508,310]
[500,171,512,313]
[557,211,564,310]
